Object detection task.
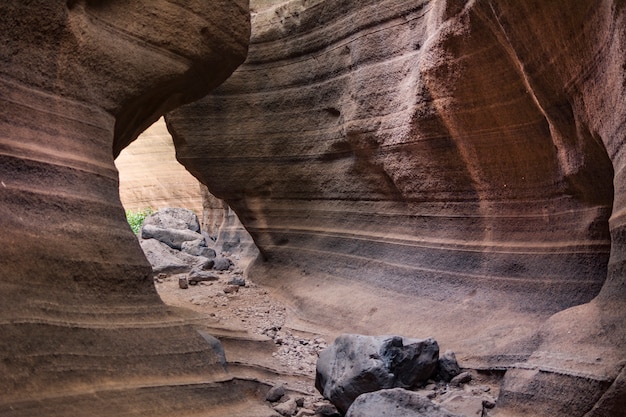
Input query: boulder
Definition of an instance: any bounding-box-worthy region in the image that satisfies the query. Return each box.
[213,256,233,271]
[181,239,216,258]
[142,207,201,233]
[188,268,219,285]
[141,224,205,251]
[315,334,439,413]
[139,238,209,274]
[345,388,462,417]
[437,350,462,382]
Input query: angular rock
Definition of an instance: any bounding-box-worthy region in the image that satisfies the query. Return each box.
[437,350,462,382]
[178,276,189,290]
[142,207,201,233]
[345,388,462,417]
[139,238,209,274]
[141,224,205,251]
[315,334,439,413]
[450,371,472,387]
[188,269,218,285]
[213,256,233,271]
[273,397,298,417]
[181,239,216,258]
[229,277,246,287]
[313,402,341,417]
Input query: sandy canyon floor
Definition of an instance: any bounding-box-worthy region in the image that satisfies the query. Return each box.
[153,256,503,416]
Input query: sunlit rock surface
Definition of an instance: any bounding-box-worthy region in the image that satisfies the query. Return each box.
[168,0,626,415]
[0,1,251,416]
[116,118,204,215]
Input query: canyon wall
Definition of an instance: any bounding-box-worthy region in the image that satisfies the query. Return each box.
[115,118,204,215]
[0,1,253,416]
[167,0,626,415]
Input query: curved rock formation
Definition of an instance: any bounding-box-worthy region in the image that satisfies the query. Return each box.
[167,0,626,415]
[0,1,252,416]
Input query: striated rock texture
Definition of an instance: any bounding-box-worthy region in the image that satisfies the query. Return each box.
[167,0,626,415]
[0,1,251,416]
[115,117,204,215]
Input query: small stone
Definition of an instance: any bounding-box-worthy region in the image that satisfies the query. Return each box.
[228,277,246,286]
[266,384,286,402]
[223,285,239,294]
[295,409,315,417]
[178,276,188,289]
[274,398,298,416]
[295,397,305,407]
[450,371,472,386]
[314,403,340,416]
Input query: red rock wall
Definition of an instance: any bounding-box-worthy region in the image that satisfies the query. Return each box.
[167,1,626,415]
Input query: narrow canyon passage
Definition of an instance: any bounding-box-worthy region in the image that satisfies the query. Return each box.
[2,1,626,416]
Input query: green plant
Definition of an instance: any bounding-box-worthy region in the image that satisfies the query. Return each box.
[126,208,153,234]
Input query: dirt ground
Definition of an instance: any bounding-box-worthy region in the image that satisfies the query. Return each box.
[154,261,502,416]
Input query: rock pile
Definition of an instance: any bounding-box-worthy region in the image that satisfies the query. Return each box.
[315,334,497,416]
[138,208,234,276]
[315,334,440,413]
[265,383,341,417]
[264,328,328,374]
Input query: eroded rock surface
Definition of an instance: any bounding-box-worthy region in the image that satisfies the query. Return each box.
[167,0,626,415]
[0,1,251,416]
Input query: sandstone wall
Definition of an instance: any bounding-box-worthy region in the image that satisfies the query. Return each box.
[0,1,251,416]
[167,0,626,415]
[115,117,204,215]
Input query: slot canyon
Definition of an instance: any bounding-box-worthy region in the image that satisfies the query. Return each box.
[1,0,625,416]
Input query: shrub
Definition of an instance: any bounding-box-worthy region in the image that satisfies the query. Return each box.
[126,208,153,234]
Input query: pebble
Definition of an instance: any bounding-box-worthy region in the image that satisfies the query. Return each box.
[266,384,286,402]
[223,285,239,294]
[450,371,472,386]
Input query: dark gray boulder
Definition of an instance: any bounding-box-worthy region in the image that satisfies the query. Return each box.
[436,350,462,382]
[213,256,233,271]
[315,334,439,414]
[141,224,205,250]
[345,388,462,417]
[181,239,216,258]
[139,238,211,274]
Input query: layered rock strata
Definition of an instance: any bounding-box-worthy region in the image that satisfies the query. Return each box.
[167,0,626,415]
[0,1,251,416]
[115,118,204,215]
